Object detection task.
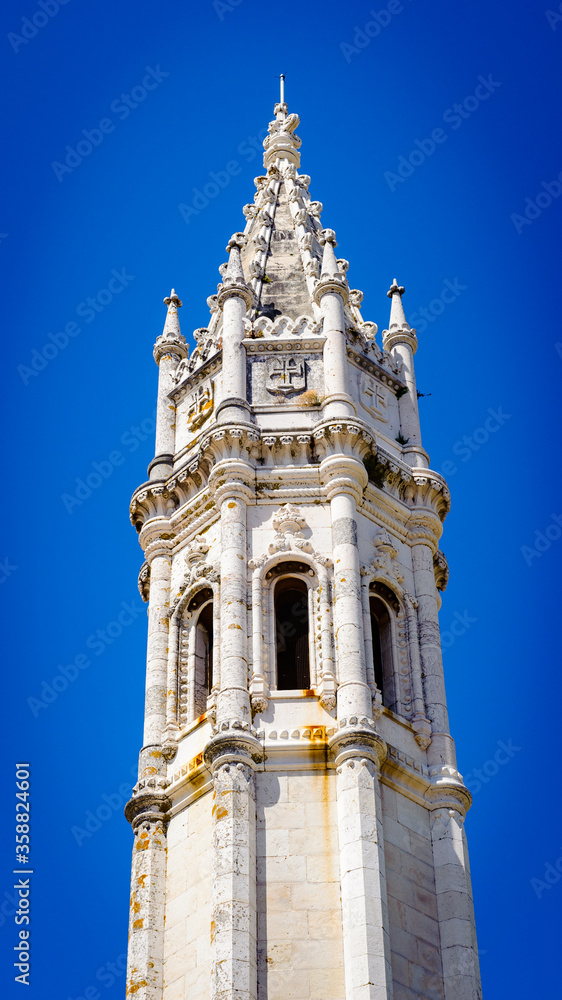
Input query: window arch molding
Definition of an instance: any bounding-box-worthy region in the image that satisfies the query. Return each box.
[360,570,409,717]
[165,574,220,737]
[248,550,336,712]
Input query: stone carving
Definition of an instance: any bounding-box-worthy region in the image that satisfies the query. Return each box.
[268,503,312,555]
[187,381,214,431]
[360,374,389,422]
[372,529,404,587]
[265,356,306,395]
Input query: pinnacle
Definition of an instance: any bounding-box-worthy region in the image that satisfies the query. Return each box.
[387,279,410,331]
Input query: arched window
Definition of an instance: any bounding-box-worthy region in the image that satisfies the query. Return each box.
[274,577,310,690]
[369,594,394,710]
[188,588,214,718]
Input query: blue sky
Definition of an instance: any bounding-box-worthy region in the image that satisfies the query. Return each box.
[1,0,561,996]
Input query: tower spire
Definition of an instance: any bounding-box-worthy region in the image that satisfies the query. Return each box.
[279,73,285,106]
[387,279,410,331]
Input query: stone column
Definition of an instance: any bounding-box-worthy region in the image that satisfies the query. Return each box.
[403,591,432,750]
[150,290,188,481]
[382,281,428,470]
[314,229,355,419]
[143,541,172,748]
[217,235,253,425]
[216,485,252,726]
[328,485,372,721]
[124,772,170,1000]
[428,793,482,1000]
[411,538,456,769]
[204,735,261,1000]
[330,729,393,1000]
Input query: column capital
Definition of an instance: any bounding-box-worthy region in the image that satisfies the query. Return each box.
[203,726,263,774]
[329,723,387,771]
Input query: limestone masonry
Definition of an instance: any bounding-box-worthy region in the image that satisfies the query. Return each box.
[124,95,482,1000]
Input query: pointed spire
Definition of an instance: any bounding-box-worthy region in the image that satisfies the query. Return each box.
[319,229,339,278]
[217,234,253,310]
[154,289,188,364]
[386,279,410,331]
[162,289,183,337]
[225,233,246,282]
[263,84,301,169]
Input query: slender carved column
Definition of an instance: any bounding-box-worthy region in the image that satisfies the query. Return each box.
[317,562,337,709]
[205,735,261,1000]
[249,563,269,712]
[314,229,355,419]
[143,541,173,748]
[217,235,253,424]
[360,569,377,697]
[403,591,432,749]
[411,538,456,769]
[427,788,482,1000]
[330,729,393,1000]
[216,481,252,726]
[382,281,428,470]
[328,486,372,721]
[124,776,170,1000]
[150,290,188,481]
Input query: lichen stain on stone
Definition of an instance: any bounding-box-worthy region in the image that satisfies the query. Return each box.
[215,806,228,820]
[127,979,148,995]
[210,919,216,943]
[133,901,141,914]
[228,623,242,629]
[133,918,144,929]
[227,502,236,508]
[137,875,147,888]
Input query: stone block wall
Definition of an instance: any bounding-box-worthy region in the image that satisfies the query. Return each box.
[256,770,344,1000]
[381,784,444,1000]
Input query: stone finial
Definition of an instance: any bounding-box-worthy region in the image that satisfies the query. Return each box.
[217,233,253,309]
[153,288,188,364]
[387,279,410,331]
[381,278,418,354]
[263,106,302,169]
[225,233,247,282]
[319,230,339,278]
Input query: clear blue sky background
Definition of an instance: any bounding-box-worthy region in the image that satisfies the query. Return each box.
[1,0,561,996]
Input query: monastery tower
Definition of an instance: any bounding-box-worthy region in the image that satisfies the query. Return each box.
[125,90,482,1000]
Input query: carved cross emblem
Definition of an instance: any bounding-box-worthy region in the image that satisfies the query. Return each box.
[360,374,388,421]
[187,382,214,431]
[266,357,306,395]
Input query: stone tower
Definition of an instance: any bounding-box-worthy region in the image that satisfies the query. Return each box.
[125,96,482,1000]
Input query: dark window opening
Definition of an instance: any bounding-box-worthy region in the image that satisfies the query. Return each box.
[275,577,310,690]
[190,588,214,717]
[369,595,393,709]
